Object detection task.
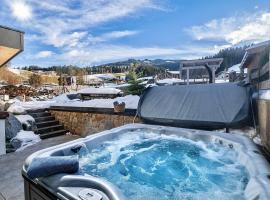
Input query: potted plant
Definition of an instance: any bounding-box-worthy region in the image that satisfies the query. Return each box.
[113,101,125,113]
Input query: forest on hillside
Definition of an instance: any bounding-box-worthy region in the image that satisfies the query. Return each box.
[206,45,250,74]
[21,45,251,76]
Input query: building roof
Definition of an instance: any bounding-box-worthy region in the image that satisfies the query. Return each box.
[0,25,24,67]
[240,40,270,69]
[167,71,179,75]
[228,64,241,73]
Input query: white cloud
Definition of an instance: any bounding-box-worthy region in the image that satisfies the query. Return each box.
[60,45,182,65]
[6,0,226,67]
[9,0,32,21]
[35,51,53,59]
[88,30,140,44]
[14,0,159,49]
[187,12,270,45]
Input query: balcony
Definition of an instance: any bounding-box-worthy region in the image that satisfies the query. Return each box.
[0,25,24,67]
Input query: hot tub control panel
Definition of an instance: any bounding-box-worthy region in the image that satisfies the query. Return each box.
[58,187,109,200]
[78,189,103,200]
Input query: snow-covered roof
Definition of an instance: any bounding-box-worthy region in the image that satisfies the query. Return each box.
[228,63,248,73]
[168,71,179,75]
[157,78,184,85]
[78,87,122,94]
[137,76,153,81]
[95,73,116,80]
[83,75,103,82]
[228,64,241,73]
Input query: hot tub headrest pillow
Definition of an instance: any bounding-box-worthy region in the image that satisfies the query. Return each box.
[26,156,79,179]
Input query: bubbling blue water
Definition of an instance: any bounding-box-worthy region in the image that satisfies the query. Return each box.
[79,129,249,200]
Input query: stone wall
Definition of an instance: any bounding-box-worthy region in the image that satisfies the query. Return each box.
[257,99,270,151]
[50,108,141,137]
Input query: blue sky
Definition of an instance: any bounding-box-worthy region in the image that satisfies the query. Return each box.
[1,0,270,67]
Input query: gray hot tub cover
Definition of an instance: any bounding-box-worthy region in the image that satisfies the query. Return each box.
[138,83,251,129]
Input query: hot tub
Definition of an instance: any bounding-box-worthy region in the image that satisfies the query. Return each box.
[22,124,270,200]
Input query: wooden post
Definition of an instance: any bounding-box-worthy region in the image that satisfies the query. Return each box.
[212,67,216,83]
[187,68,190,85]
[179,63,183,79]
[0,112,8,155]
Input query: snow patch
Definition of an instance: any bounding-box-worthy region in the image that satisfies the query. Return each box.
[15,115,35,127]
[7,105,26,114]
[53,95,139,109]
[253,135,262,145]
[258,90,270,100]
[7,93,79,114]
[7,101,52,114]
[11,130,41,151]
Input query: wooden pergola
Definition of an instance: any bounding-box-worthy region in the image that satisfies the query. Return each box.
[0,25,24,67]
[179,58,223,84]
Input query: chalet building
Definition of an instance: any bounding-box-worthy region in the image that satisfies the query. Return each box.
[240,40,270,89]
[240,40,270,151]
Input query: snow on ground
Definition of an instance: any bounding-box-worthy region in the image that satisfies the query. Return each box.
[11,130,41,151]
[15,115,35,126]
[7,90,138,114]
[53,95,140,109]
[8,100,53,114]
[7,93,80,114]
[78,87,122,94]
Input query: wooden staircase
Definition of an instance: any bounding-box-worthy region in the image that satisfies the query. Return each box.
[27,109,68,139]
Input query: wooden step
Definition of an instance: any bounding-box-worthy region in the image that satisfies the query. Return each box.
[35,116,55,123]
[36,120,59,128]
[27,109,47,114]
[37,124,64,135]
[29,112,51,118]
[40,129,68,139]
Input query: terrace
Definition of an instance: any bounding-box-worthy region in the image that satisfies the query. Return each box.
[0,24,270,200]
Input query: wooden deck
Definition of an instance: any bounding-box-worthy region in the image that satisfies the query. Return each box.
[0,135,80,200]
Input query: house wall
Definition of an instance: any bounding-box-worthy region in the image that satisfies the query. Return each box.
[257,100,270,151]
[50,108,141,137]
[247,53,270,89]
[246,49,270,152]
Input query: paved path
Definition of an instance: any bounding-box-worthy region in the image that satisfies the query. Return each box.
[0,135,80,200]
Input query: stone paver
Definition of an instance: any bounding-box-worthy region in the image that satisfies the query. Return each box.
[0,135,80,200]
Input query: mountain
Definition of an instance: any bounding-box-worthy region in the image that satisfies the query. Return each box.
[94,59,181,71]
[94,46,249,73]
